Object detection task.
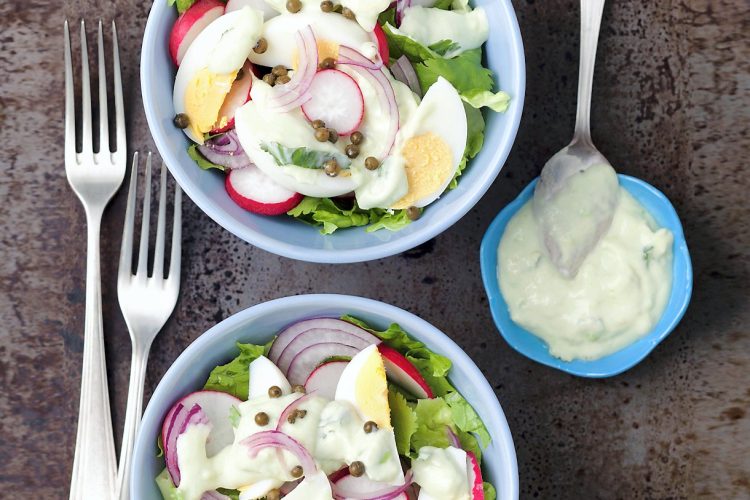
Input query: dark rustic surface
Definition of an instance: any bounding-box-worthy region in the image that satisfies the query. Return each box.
[1,0,748,498]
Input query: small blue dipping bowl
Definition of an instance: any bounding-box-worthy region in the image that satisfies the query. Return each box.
[131,295,519,499]
[140,0,525,263]
[480,176,692,377]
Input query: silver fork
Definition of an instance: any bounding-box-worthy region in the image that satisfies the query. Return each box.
[116,152,182,500]
[65,19,125,500]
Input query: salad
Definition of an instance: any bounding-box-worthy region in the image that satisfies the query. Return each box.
[155,316,497,500]
[168,0,509,233]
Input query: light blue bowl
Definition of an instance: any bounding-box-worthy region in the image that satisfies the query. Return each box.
[131,295,519,499]
[141,1,525,263]
[480,176,693,377]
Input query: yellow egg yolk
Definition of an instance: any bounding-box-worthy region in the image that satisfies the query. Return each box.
[292,40,339,70]
[184,67,237,141]
[354,349,391,430]
[392,132,453,209]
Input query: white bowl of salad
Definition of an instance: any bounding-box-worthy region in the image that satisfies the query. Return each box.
[141,0,524,262]
[131,294,518,499]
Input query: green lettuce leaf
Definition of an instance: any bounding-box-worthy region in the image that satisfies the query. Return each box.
[388,388,417,455]
[461,89,511,113]
[261,142,351,169]
[411,398,454,451]
[187,144,225,171]
[449,102,485,189]
[483,482,497,500]
[156,468,183,500]
[445,391,491,447]
[287,197,370,234]
[203,341,270,400]
[170,0,197,15]
[366,208,414,232]
[415,48,494,96]
[428,39,460,56]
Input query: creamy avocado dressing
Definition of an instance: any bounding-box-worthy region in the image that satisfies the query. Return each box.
[498,184,674,361]
[393,6,488,58]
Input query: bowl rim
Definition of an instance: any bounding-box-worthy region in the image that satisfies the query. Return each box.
[479,175,693,377]
[140,0,526,263]
[131,294,519,498]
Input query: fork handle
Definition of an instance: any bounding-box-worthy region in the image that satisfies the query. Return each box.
[573,0,605,145]
[116,343,151,500]
[69,209,118,500]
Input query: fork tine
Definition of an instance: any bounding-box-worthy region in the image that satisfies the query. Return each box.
[79,20,93,158]
[168,184,182,281]
[119,152,139,281]
[64,21,77,165]
[97,20,109,156]
[112,21,125,157]
[152,160,168,279]
[136,153,153,277]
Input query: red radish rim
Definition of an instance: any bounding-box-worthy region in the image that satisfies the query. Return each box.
[332,469,414,500]
[225,168,303,216]
[169,0,225,66]
[378,344,434,399]
[276,392,317,431]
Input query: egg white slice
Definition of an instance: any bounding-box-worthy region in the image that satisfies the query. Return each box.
[248,355,292,399]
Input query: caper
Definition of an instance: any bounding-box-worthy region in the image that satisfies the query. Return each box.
[272,65,288,77]
[345,144,360,159]
[406,206,421,221]
[262,73,276,86]
[311,119,326,129]
[314,127,330,142]
[292,384,306,393]
[349,461,365,477]
[363,420,378,433]
[254,412,269,426]
[268,385,282,398]
[291,465,304,478]
[319,57,336,70]
[266,490,281,500]
[324,159,340,177]
[349,131,363,145]
[296,409,307,419]
[287,412,297,424]
[286,0,302,12]
[320,0,334,12]
[253,37,268,54]
[276,74,291,85]
[364,157,379,171]
[341,7,356,20]
[333,3,343,13]
[173,113,190,129]
[327,129,339,143]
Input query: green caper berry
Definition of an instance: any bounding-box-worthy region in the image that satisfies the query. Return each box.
[291,465,304,478]
[319,57,336,70]
[349,131,363,145]
[363,420,378,433]
[262,73,276,86]
[341,7,356,20]
[268,386,282,398]
[286,0,302,12]
[173,113,190,129]
[345,143,360,159]
[276,74,291,85]
[364,157,379,171]
[314,127,330,142]
[311,119,326,129]
[327,129,339,143]
[333,3,343,13]
[287,413,297,424]
[296,409,307,419]
[320,0,334,12]
[292,384,306,393]
[253,37,268,54]
[254,412,269,426]
[324,159,340,177]
[272,65,288,77]
[406,206,421,221]
[349,461,365,477]
[266,490,281,500]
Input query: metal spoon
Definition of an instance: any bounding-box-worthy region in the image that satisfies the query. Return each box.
[533,0,619,279]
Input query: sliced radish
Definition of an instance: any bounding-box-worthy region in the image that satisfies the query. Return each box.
[378,344,434,399]
[277,327,378,374]
[304,361,349,399]
[226,165,303,215]
[301,69,364,136]
[466,451,484,500]
[333,473,408,500]
[169,0,225,66]
[226,0,278,20]
[269,318,378,363]
[211,60,254,134]
[287,343,361,385]
[373,24,390,65]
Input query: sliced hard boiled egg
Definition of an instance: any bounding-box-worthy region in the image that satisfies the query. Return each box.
[339,0,391,32]
[334,344,391,429]
[248,355,292,399]
[174,7,263,143]
[284,470,333,500]
[390,77,467,209]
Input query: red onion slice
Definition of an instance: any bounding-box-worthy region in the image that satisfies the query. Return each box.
[338,45,383,70]
[242,430,318,475]
[333,470,414,500]
[202,491,232,500]
[269,26,318,112]
[445,425,461,449]
[276,392,317,431]
[164,403,211,486]
[198,130,253,169]
[391,56,421,97]
[395,0,412,25]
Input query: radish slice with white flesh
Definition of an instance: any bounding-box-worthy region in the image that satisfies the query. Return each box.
[377,344,434,399]
[276,326,378,374]
[226,165,303,215]
[287,343,361,385]
[301,69,364,136]
[226,0,278,20]
[304,361,348,399]
[333,471,412,500]
[269,318,378,363]
[211,60,254,134]
[466,451,484,500]
[249,355,292,399]
[169,0,225,66]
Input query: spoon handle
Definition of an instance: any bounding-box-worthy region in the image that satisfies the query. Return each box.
[574,0,605,145]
